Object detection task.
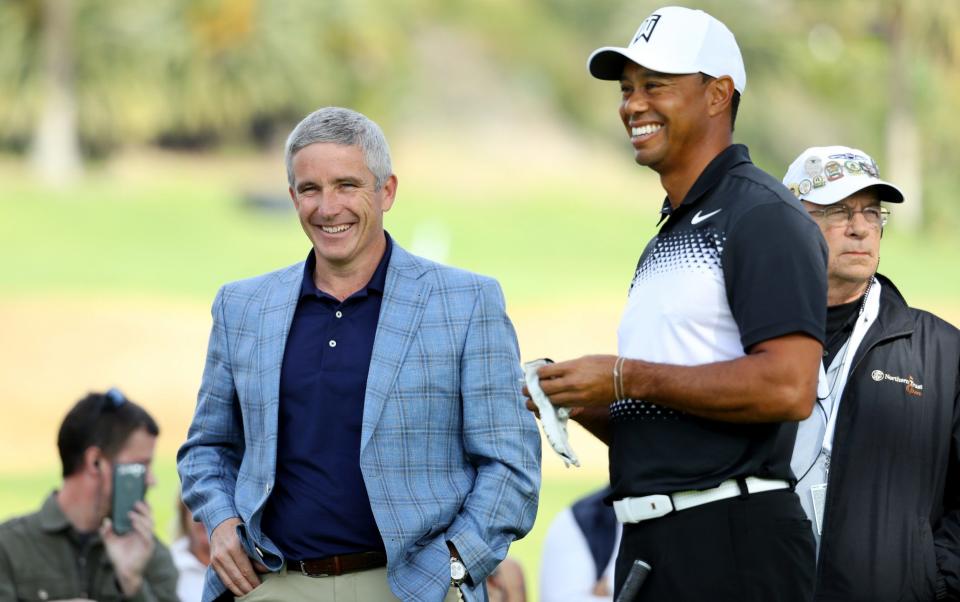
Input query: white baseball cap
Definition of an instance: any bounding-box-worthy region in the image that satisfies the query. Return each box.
[587,6,746,93]
[782,145,904,205]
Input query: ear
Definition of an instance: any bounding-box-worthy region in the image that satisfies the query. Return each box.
[83,447,103,475]
[380,174,399,213]
[289,186,299,210]
[705,76,735,121]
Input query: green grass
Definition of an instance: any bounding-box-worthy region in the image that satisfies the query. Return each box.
[0,462,184,543]
[2,169,957,310]
[0,174,654,307]
[1,159,957,600]
[0,458,603,601]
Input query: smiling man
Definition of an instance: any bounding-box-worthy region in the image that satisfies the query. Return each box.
[784,145,960,601]
[178,107,540,602]
[526,6,828,600]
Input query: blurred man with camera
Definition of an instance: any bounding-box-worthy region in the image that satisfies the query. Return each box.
[0,388,178,602]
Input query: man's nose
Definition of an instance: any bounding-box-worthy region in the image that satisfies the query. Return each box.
[316,190,343,217]
[623,93,650,116]
[846,211,872,236]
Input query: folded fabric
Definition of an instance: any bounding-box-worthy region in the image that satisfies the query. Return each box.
[523,359,580,468]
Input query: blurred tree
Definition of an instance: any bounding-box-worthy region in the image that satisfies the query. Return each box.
[30,0,82,185]
[0,0,956,231]
[889,0,960,233]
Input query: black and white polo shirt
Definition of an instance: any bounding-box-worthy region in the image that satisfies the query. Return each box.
[609,144,828,500]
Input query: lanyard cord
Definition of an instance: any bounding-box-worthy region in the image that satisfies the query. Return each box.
[797,276,878,484]
[817,277,873,403]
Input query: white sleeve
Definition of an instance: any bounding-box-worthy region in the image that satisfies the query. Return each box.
[540,508,614,602]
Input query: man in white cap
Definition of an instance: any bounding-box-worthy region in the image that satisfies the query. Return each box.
[526,6,828,600]
[784,145,960,601]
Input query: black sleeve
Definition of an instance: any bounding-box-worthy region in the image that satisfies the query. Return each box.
[722,202,828,351]
[933,359,960,600]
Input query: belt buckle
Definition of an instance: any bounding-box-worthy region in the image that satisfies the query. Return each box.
[635,494,673,520]
[615,494,674,523]
[299,560,330,578]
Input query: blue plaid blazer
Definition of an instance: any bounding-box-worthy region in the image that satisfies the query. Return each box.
[177,244,541,602]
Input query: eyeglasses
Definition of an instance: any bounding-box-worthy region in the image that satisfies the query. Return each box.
[807,205,889,228]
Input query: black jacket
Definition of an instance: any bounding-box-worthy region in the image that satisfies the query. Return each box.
[815,274,960,601]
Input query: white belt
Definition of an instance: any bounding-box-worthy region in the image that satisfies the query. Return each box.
[613,477,791,523]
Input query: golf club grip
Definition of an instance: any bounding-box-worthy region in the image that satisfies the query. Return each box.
[615,559,652,602]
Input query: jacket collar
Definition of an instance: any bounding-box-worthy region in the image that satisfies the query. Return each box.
[39,491,72,532]
[872,273,913,334]
[298,232,394,299]
[849,273,914,368]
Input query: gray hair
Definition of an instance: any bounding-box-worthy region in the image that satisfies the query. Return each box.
[284,107,393,190]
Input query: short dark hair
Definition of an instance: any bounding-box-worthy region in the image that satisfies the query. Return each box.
[57,390,159,477]
[701,74,740,131]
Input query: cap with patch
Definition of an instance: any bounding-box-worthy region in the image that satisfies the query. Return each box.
[782,145,904,205]
[587,6,746,93]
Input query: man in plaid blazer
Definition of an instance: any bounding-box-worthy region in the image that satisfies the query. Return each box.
[177,107,541,602]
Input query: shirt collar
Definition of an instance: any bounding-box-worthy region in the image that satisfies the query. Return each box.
[39,491,75,533]
[300,231,393,299]
[656,144,753,224]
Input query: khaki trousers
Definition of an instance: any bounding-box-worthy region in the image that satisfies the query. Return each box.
[237,566,460,602]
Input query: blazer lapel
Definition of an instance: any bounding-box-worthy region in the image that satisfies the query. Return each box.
[361,246,432,452]
[258,264,303,417]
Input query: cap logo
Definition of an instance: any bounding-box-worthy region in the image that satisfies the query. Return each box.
[828,152,863,161]
[804,156,823,178]
[786,149,894,200]
[824,161,843,182]
[632,14,662,44]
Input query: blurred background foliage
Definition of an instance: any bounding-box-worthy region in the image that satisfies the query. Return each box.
[1,0,958,232]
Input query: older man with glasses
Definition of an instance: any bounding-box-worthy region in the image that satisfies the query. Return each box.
[784,145,960,601]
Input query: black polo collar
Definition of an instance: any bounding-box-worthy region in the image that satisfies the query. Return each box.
[656,144,753,225]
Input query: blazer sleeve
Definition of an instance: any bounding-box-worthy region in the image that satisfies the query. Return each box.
[445,278,542,581]
[177,286,246,535]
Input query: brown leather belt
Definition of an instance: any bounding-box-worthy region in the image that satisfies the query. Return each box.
[287,551,387,578]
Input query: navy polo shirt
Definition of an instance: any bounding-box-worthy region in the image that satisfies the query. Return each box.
[261,234,392,560]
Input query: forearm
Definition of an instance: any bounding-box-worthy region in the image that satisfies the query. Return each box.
[447,429,540,579]
[122,538,179,602]
[621,335,820,422]
[572,407,611,444]
[178,286,245,531]
[178,454,241,533]
[453,280,542,579]
[178,419,243,531]
[116,573,144,600]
